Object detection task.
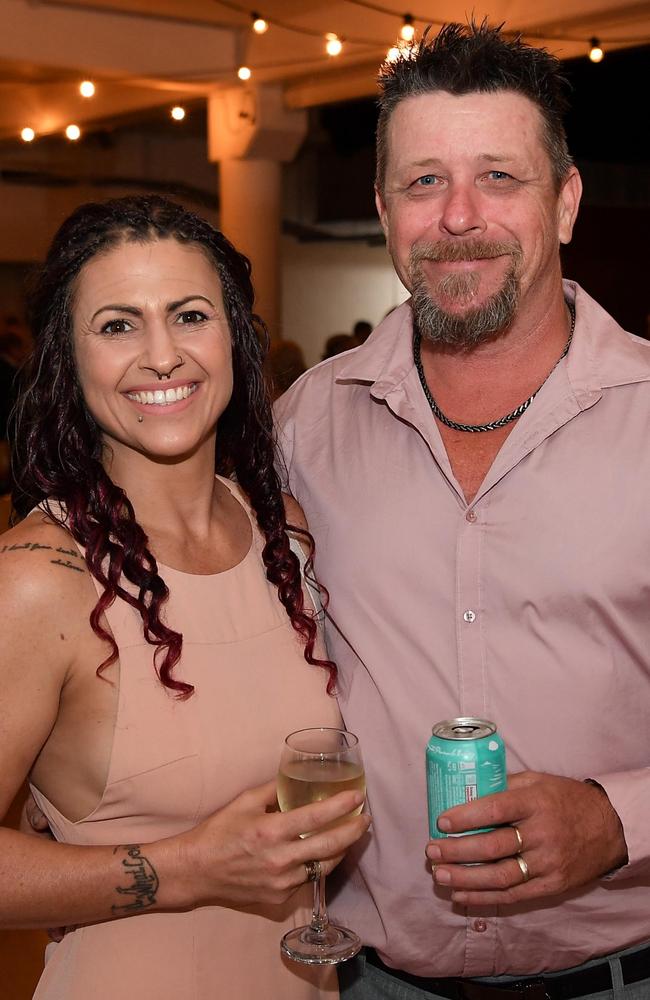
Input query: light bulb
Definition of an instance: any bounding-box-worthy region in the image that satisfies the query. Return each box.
[252,13,268,33]
[588,38,604,62]
[21,127,36,142]
[325,33,343,57]
[400,16,415,42]
[386,46,401,62]
[65,124,81,141]
[79,80,95,98]
[238,66,252,80]
[171,106,186,121]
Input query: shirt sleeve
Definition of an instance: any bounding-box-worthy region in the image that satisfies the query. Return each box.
[590,768,650,880]
[273,392,296,494]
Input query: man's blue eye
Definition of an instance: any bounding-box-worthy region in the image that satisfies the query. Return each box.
[489,171,511,181]
[417,175,436,186]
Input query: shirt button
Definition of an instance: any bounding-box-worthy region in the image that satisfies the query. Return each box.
[466,510,477,523]
[473,918,487,933]
[463,610,476,623]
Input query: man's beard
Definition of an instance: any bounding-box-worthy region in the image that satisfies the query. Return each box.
[409,239,523,349]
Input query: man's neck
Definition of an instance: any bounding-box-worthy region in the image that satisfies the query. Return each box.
[417,289,572,429]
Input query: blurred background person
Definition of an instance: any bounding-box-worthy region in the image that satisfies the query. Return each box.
[352,321,372,345]
[322,334,357,361]
[267,338,307,399]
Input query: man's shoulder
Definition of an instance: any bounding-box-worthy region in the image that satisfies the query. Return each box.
[274,351,359,428]
[275,303,413,428]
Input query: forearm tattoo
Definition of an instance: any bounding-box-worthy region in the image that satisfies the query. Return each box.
[112,845,159,915]
[0,540,84,573]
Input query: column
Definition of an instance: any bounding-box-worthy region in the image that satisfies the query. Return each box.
[208,85,307,339]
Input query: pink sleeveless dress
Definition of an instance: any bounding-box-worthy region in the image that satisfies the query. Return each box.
[29,480,340,999]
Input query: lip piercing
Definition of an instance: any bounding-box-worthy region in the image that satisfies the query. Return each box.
[137,416,144,423]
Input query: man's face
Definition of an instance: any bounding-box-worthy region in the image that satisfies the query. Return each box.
[375,90,581,347]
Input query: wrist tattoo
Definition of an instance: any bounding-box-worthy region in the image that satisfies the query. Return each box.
[112,845,159,915]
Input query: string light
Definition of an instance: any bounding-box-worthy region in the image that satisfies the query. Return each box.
[589,37,604,62]
[7,2,637,150]
[251,12,268,33]
[400,14,415,42]
[325,32,343,56]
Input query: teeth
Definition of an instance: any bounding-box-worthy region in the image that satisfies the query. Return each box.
[126,383,197,406]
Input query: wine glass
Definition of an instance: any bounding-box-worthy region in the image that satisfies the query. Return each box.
[277,727,365,964]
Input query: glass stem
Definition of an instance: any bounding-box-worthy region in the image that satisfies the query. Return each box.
[310,872,329,933]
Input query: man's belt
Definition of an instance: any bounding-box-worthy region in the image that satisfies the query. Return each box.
[365,944,650,1000]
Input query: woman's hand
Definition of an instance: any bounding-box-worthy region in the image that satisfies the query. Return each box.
[176,779,370,909]
[20,791,53,839]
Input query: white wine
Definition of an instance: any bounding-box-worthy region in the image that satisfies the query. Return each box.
[277,759,365,834]
[277,729,364,964]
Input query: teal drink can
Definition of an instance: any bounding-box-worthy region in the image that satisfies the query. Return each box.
[426,718,506,839]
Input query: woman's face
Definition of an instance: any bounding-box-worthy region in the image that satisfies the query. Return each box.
[72,237,234,467]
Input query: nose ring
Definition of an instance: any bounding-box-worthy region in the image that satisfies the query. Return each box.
[157,354,184,380]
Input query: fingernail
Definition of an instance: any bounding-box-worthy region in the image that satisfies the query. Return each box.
[427,843,442,861]
[437,817,451,832]
[435,868,451,885]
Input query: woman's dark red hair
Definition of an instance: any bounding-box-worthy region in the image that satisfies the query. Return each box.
[11,194,334,696]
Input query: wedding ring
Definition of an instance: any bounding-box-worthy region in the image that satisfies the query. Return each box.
[304,860,321,883]
[512,824,523,851]
[515,853,530,883]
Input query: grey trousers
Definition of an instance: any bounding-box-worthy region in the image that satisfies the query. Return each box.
[338,948,650,1000]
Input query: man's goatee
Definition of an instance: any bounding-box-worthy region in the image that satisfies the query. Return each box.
[409,239,522,349]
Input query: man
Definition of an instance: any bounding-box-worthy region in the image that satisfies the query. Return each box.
[275,21,650,1000]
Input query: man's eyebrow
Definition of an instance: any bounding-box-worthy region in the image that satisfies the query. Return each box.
[405,154,518,168]
[409,158,444,169]
[477,153,517,163]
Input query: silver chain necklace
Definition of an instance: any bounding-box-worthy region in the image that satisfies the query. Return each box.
[413,302,575,434]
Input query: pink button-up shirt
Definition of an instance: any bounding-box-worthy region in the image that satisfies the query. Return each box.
[275,281,650,978]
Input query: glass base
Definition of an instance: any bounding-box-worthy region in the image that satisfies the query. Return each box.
[281,923,362,965]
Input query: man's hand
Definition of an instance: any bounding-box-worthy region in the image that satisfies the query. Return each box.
[425,771,628,906]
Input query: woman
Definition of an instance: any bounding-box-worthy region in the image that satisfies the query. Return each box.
[0,195,369,998]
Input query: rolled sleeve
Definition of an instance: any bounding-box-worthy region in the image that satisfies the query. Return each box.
[591,768,650,880]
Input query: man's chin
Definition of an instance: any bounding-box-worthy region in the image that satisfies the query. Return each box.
[413,281,519,349]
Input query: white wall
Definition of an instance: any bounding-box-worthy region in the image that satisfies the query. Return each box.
[281,235,408,366]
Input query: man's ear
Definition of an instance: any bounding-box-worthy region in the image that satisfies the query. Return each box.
[558,166,583,246]
[375,185,390,248]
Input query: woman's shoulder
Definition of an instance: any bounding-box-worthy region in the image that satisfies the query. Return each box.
[0,511,92,616]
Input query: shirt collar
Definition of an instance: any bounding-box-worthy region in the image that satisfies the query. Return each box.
[335,301,415,400]
[335,280,650,401]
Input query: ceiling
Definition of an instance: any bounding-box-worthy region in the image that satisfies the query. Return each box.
[2,0,649,141]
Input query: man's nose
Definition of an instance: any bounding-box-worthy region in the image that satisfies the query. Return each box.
[438,181,486,237]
